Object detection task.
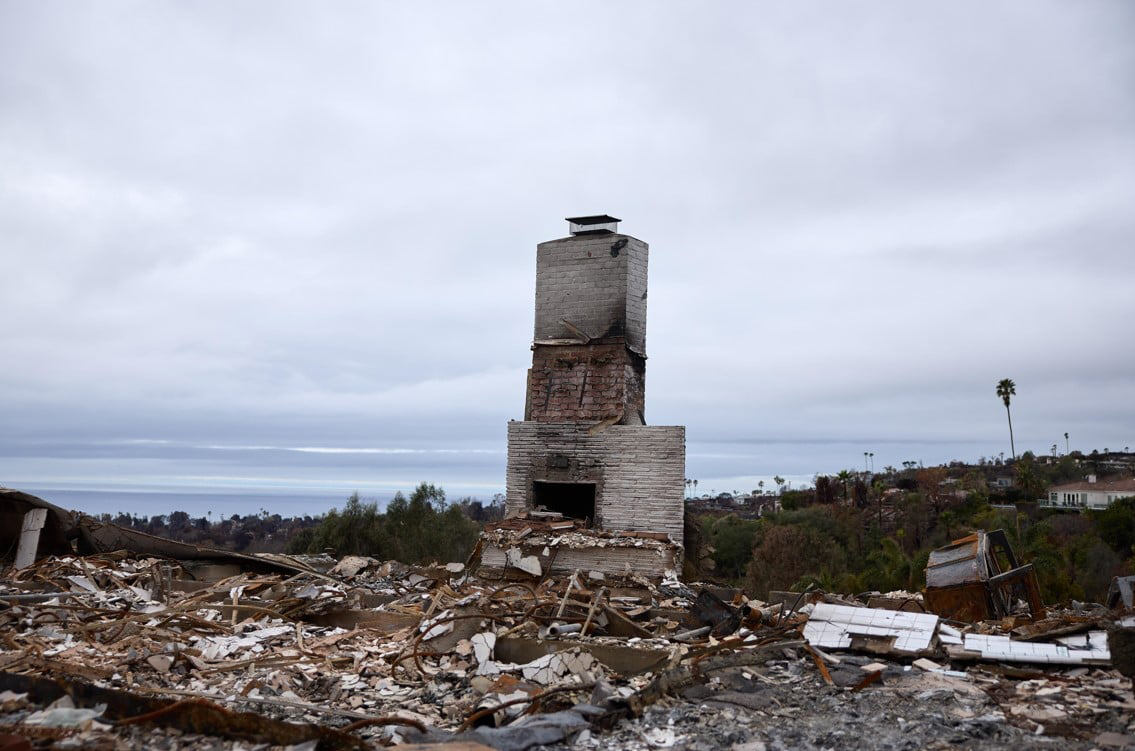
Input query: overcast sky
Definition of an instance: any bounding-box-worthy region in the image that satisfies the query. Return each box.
[2,1,1133,508]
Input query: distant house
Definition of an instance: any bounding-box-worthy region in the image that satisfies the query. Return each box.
[1044,476,1135,510]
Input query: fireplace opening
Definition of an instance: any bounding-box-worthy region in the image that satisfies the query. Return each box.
[532,481,596,523]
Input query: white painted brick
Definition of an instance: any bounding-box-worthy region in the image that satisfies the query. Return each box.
[505,422,685,545]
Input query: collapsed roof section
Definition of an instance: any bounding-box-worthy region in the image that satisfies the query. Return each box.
[1,487,325,579]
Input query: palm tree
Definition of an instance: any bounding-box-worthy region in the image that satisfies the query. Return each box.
[996,378,1017,460]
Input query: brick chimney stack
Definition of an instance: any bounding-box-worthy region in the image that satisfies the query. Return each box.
[504,216,686,549]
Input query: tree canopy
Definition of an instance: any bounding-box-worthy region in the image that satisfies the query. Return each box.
[289,483,480,563]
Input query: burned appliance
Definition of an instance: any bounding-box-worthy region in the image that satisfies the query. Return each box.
[923,529,1045,622]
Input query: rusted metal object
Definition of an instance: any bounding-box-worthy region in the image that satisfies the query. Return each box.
[923,529,1045,622]
[1108,626,1135,680]
[691,589,742,637]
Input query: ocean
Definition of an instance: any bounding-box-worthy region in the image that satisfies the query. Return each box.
[16,487,361,520]
[1,436,1000,519]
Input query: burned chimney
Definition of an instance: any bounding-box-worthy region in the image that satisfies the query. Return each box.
[503,216,686,549]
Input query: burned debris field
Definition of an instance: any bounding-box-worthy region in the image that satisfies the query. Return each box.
[2,490,1134,751]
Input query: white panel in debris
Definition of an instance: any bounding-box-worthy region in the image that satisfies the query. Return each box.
[963,632,1110,665]
[1055,629,1110,654]
[803,603,939,653]
[15,508,48,569]
[937,623,964,645]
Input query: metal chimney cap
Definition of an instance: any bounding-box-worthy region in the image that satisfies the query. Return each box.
[566,214,621,236]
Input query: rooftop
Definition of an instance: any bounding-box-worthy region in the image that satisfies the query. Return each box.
[1048,477,1135,493]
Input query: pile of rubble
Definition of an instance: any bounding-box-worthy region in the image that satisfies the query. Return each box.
[476,515,682,582]
[2,500,1134,750]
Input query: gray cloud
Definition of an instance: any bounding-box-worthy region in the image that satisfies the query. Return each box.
[2,1,1133,501]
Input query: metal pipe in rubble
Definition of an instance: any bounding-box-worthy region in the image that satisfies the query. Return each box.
[547,622,583,636]
[672,626,712,642]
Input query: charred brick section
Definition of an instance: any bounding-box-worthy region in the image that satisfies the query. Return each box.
[533,234,648,354]
[524,342,646,423]
[505,422,685,544]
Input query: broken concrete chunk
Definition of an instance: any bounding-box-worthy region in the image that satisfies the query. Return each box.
[469,676,495,695]
[912,657,943,672]
[328,555,376,578]
[471,631,497,664]
[519,650,597,686]
[504,548,542,576]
